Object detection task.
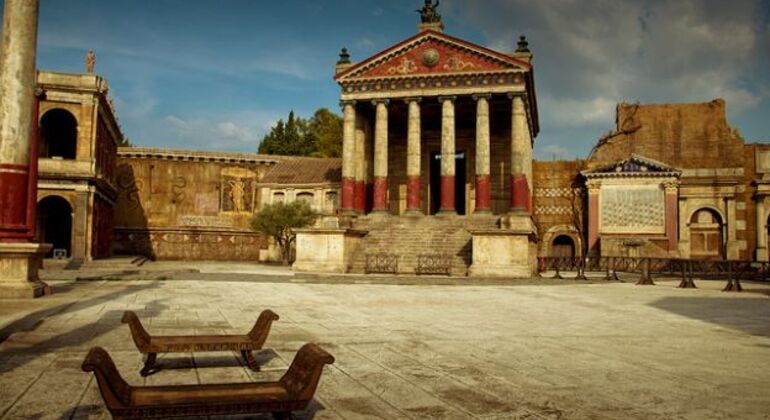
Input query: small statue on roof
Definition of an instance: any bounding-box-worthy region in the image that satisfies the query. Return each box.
[417,0,441,24]
[85,49,96,73]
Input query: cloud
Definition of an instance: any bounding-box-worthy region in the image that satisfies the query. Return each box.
[449,0,769,154]
[537,144,572,160]
[156,110,281,152]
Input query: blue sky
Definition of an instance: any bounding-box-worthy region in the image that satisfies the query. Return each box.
[9,0,770,159]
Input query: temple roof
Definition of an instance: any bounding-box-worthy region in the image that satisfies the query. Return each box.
[582,154,681,178]
[335,30,531,82]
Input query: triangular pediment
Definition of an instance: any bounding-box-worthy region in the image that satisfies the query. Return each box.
[336,30,530,81]
[583,154,681,177]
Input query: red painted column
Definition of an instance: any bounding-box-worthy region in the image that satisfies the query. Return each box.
[510,174,530,212]
[440,175,455,212]
[664,183,678,252]
[354,181,366,213]
[587,182,600,254]
[406,176,421,212]
[475,175,491,211]
[341,178,355,213]
[372,177,388,211]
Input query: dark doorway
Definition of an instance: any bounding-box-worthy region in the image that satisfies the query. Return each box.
[40,109,78,159]
[429,151,466,215]
[552,235,576,259]
[37,196,73,258]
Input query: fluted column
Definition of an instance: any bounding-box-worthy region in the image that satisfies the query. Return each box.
[439,96,456,214]
[405,98,422,215]
[354,113,366,214]
[0,0,39,239]
[509,93,531,213]
[473,94,492,213]
[664,181,679,253]
[340,100,357,215]
[372,99,389,213]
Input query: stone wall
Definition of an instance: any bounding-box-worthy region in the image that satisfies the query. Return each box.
[113,149,276,260]
[532,160,584,256]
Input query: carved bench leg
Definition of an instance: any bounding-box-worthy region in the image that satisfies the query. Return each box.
[272,412,294,420]
[241,350,260,371]
[140,352,157,377]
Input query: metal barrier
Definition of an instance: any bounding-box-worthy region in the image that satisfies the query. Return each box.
[537,256,769,292]
[416,254,452,275]
[365,253,399,274]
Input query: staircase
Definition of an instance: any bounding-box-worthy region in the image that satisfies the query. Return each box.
[348,214,500,276]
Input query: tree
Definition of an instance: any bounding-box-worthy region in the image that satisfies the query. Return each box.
[570,160,589,279]
[250,201,319,264]
[307,108,342,158]
[257,108,342,157]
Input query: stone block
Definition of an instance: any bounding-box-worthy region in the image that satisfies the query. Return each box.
[469,215,537,278]
[293,228,367,273]
[0,242,52,298]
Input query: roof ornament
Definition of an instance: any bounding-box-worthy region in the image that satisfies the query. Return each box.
[417,0,441,24]
[516,35,530,53]
[337,48,351,65]
[85,49,96,73]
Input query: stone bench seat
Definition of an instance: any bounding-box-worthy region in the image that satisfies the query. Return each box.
[122,309,279,376]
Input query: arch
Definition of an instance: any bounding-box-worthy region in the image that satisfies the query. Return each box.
[37,195,73,258]
[686,205,725,228]
[689,207,723,259]
[552,235,576,259]
[540,224,582,257]
[296,192,314,204]
[40,108,78,159]
[272,192,285,203]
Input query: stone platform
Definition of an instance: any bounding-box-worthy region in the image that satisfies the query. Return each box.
[0,277,768,419]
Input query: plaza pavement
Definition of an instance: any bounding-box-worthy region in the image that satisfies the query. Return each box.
[0,272,769,419]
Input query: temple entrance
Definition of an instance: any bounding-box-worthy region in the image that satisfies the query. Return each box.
[552,235,576,259]
[429,151,466,215]
[690,208,723,259]
[37,196,73,258]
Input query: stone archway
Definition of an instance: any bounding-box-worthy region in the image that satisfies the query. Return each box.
[37,196,73,258]
[40,109,78,159]
[690,208,723,259]
[552,235,576,259]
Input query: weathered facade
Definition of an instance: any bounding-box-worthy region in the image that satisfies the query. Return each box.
[35,71,121,261]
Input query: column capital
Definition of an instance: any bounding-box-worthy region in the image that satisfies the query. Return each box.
[507,92,526,100]
[403,97,422,104]
[438,95,456,103]
[339,99,356,109]
[472,93,492,101]
[586,180,601,194]
[663,180,679,193]
[371,99,390,106]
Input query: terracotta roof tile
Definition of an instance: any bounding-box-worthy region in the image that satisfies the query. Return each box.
[261,157,341,185]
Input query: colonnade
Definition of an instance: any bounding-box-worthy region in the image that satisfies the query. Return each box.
[340,93,532,216]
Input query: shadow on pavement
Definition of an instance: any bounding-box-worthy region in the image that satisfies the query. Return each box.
[649,295,770,336]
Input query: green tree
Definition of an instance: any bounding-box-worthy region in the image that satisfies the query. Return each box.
[257,108,342,157]
[307,108,342,158]
[250,201,319,264]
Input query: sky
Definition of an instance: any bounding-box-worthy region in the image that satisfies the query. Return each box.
[5,0,769,159]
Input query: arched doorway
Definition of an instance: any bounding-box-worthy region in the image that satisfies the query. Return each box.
[552,235,576,259]
[690,208,723,259]
[37,196,73,258]
[40,109,78,159]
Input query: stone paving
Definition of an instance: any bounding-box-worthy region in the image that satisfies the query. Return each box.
[0,276,769,419]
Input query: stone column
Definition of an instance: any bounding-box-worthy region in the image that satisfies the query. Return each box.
[372,99,389,213]
[340,100,357,215]
[757,196,768,261]
[405,98,422,215]
[439,96,456,214]
[586,180,601,255]
[664,181,679,253]
[354,112,366,214]
[0,0,51,298]
[473,94,492,213]
[509,93,531,213]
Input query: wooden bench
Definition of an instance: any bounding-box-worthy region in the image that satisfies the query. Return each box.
[122,309,279,376]
[82,343,334,420]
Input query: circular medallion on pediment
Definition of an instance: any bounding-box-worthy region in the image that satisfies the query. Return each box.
[422,48,440,67]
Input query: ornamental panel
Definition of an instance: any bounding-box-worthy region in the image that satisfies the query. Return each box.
[600,185,665,234]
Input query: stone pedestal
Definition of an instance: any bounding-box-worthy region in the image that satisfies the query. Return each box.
[293,228,367,273]
[0,242,52,298]
[469,215,537,278]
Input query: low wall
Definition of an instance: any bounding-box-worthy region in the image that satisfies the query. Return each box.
[113,227,266,261]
